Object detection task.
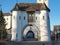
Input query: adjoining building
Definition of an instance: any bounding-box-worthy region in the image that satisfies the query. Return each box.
[3,13,12,29]
[0,10,12,40]
[54,25,60,41]
[51,31,55,41]
[3,13,12,40]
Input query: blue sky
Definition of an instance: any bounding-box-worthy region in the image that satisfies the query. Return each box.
[0,0,60,31]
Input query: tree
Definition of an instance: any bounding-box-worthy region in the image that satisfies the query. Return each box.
[0,10,7,40]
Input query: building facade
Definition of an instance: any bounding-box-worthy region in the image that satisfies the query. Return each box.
[54,25,60,41]
[4,13,12,29]
[11,0,51,42]
[3,13,12,39]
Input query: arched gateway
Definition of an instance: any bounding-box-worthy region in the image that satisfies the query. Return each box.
[22,24,40,41]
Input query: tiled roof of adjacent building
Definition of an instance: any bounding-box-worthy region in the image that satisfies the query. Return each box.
[54,25,60,30]
[11,3,50,12]
[3,13,11,16]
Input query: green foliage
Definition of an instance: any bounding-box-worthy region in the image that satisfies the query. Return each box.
[0,11,7,39]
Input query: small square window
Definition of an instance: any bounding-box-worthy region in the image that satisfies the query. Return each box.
[43,16,45,20]
[24,16,25,20]
[19,16,21,20]
[36,17,37,20]
[7,18,8,20]
[14,16,15,19]
[48,15,49,20]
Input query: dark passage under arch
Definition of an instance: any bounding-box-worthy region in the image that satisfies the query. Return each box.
[26,31,34,38]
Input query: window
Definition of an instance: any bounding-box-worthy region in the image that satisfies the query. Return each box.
[43,16,45,20]
[24,16,25,20]
[7,18,8,20]
[14,16,15,19]
[16,34,18,38]
[19,16,21,20]
[28,14,34,22]
[48,15,49,20]
[36,17,37,20]
[6,22,8,25]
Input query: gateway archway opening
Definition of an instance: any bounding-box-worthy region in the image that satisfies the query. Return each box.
[26,31,34,39]
[22,24,40,41]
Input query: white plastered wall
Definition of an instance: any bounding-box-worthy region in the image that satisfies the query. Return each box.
[4,16,11,29]
[34,11,41,40]
[40,10,51,41]
[11,11,18,41]
[11,11,28,41]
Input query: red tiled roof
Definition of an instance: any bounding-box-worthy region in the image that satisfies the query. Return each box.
[3,13,11,16]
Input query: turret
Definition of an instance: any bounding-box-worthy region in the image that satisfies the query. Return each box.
[40,10,51,41]
[11,4,22,41]
[11,3,28,42]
